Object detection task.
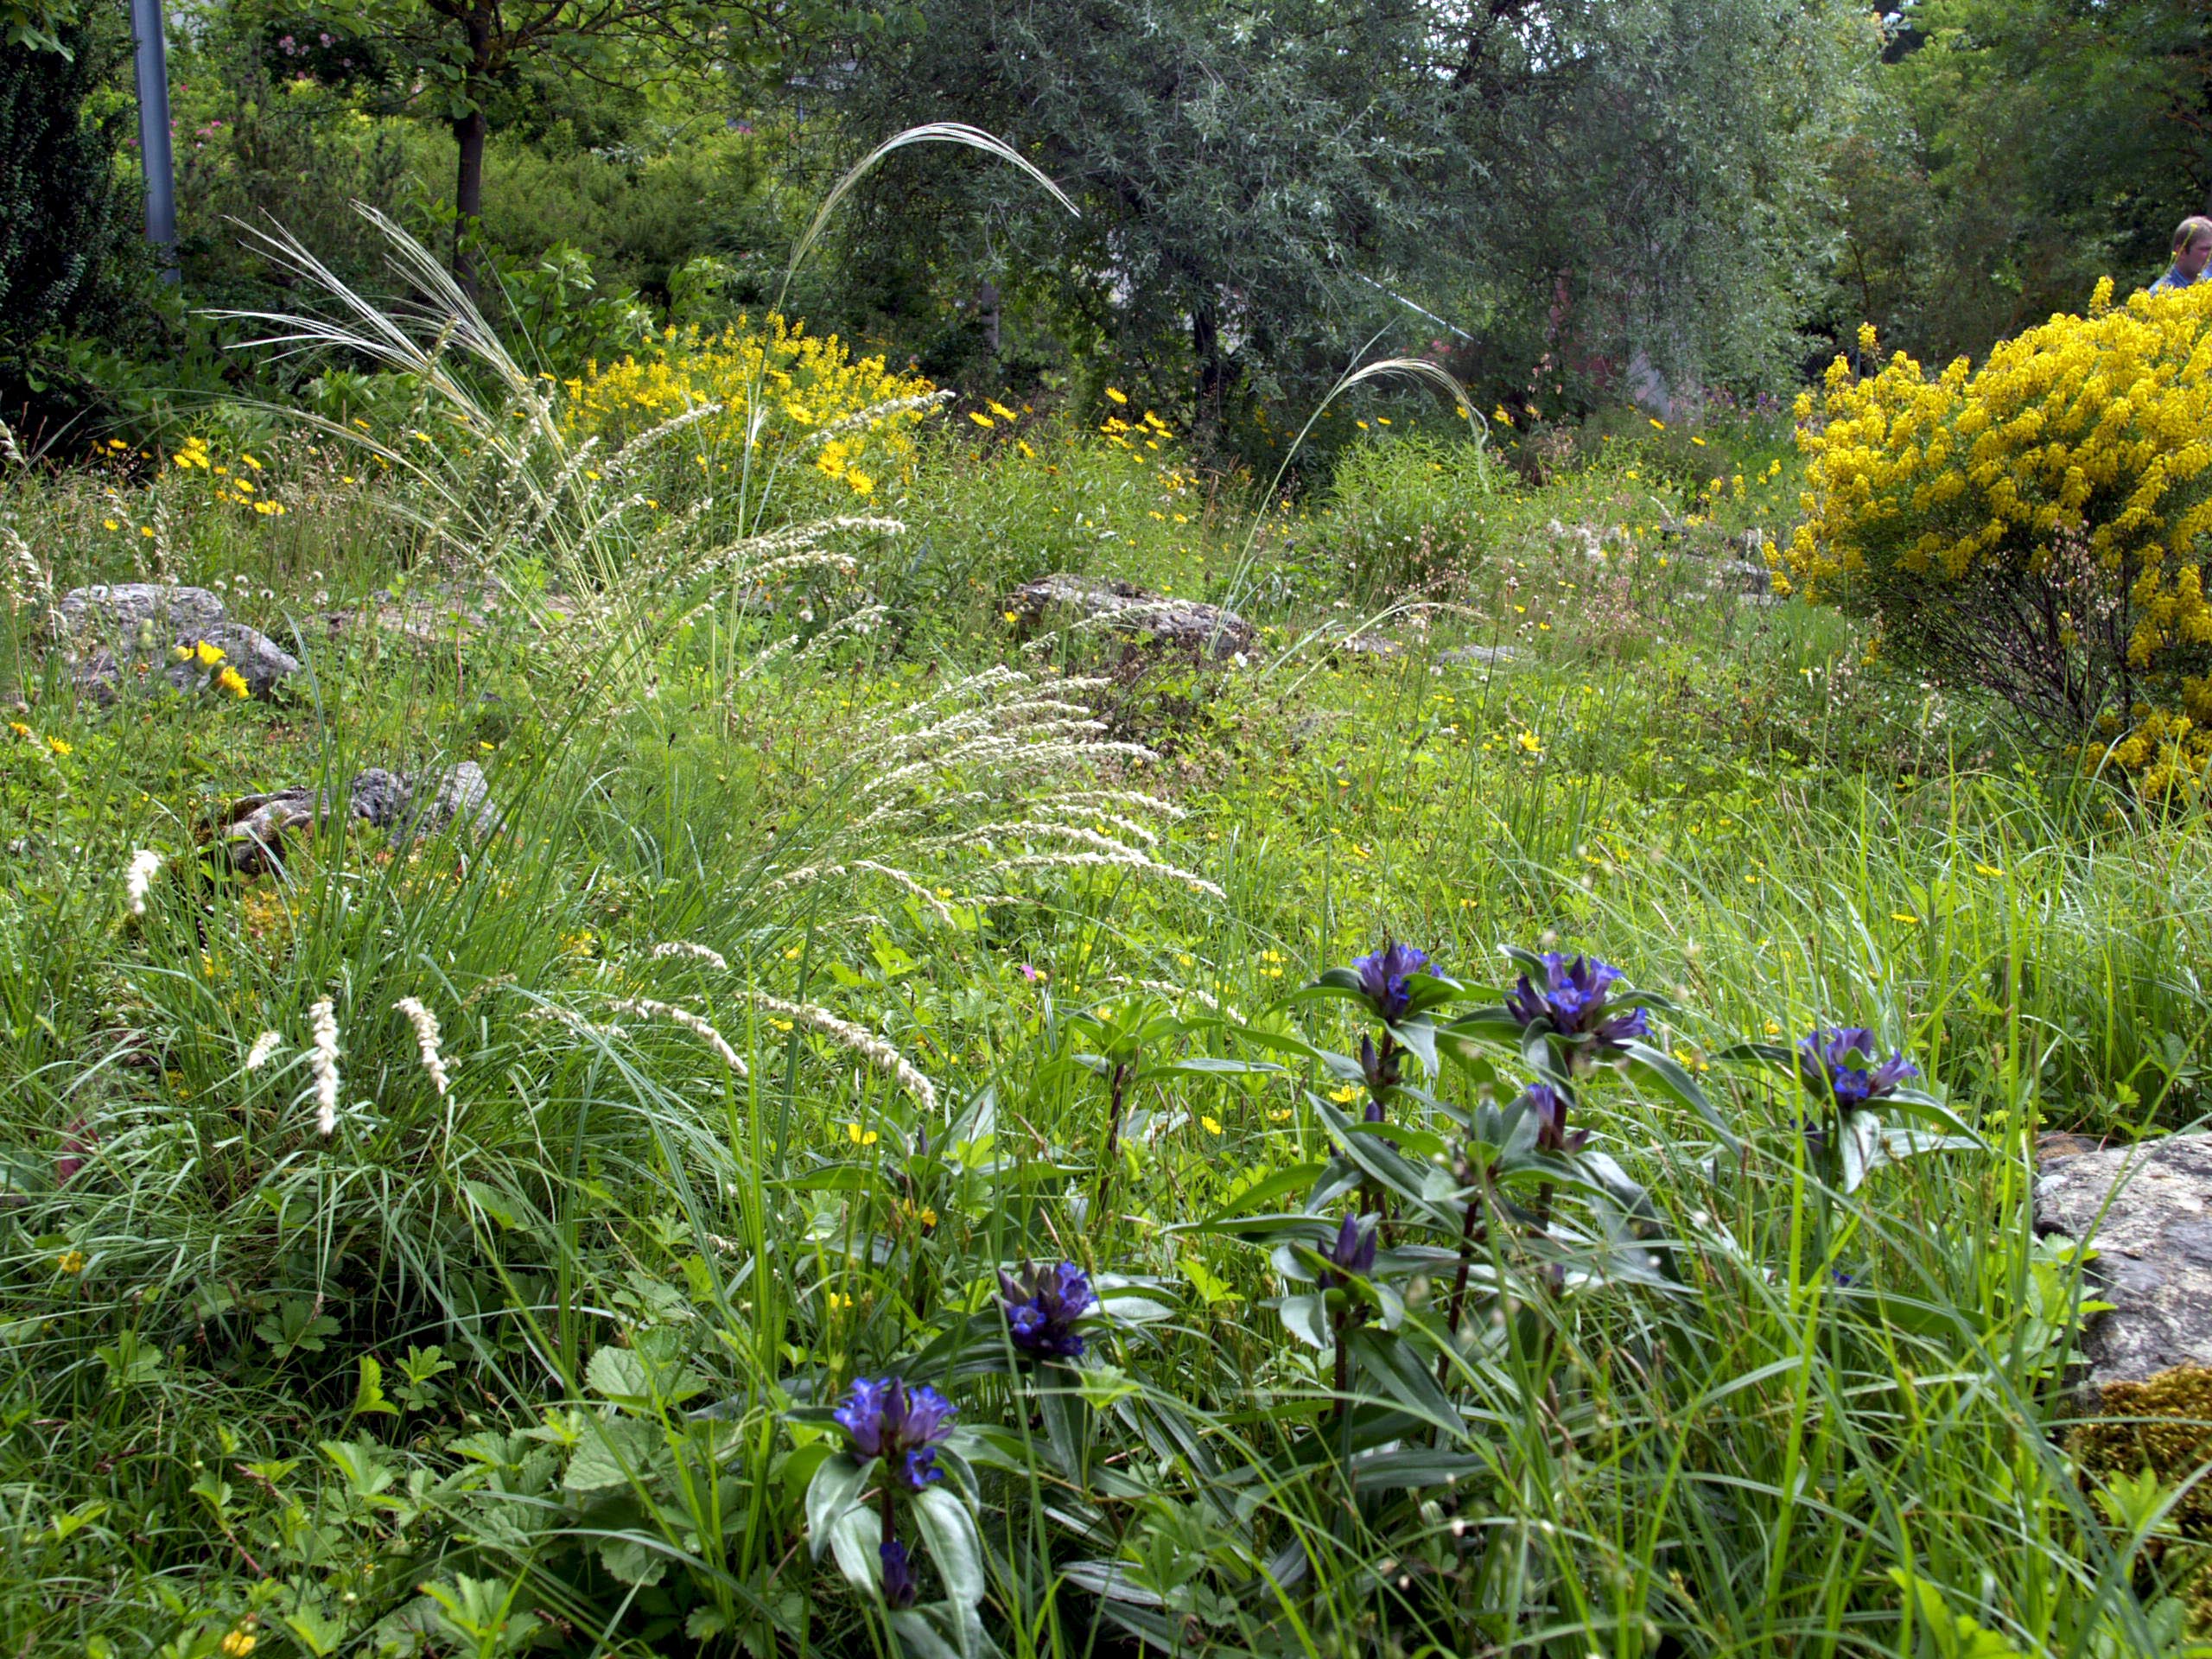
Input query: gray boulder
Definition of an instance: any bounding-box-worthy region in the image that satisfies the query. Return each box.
[57,582,227,640]
[54,583,301,702]
[222,761,499,874]
[2035,1134,2212,1393]
[1439,644,1522,669]
[1007,574,1254,659]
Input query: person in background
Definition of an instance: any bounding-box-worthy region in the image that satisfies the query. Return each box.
[2151,215,2212,292]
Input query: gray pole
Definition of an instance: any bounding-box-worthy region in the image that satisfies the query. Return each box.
[129,0,178,281]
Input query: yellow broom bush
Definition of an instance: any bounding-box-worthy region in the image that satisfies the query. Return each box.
[1787,282,2212,796]
[562,315,939,506]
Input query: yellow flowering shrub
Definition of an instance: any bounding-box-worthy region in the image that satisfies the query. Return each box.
[561,315,938,505]
[1787,283,2212,795]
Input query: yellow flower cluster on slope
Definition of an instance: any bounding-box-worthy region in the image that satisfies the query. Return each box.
[1789,283,2212,793]
[562,316,937,499]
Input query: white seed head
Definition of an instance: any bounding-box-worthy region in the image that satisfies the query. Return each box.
[124,849,164,916]
[393,996,449,1096]
[308,999,341,1135]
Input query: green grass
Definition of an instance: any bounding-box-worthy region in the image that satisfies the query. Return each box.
[1,280,2208,1657]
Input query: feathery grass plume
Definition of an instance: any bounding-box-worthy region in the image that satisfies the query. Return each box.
[1217,348,1484,632]
[0,516,50,616]
[647,941,730,971]
[744,992,938,1115]
[607,997,747,1076]
[392,997,450,1096]
[0,415,22,467]
[308,1000,341,1135]
[989,849,1228,899]
[766,861,957,925]
[124,849,164,916]
[244,1031,283,1071]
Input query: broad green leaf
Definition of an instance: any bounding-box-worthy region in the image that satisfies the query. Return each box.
[913,1483,988,1605]
[1147,1055,1284,1078]
[825,1503,883,1599]
[598,1534,671,1586]
[1279,1293,1330,1350]
[1620,1039,1741,1148]
[585,1345,651,1404]
[805,1452,871,1560]
[562,1417,659,1493]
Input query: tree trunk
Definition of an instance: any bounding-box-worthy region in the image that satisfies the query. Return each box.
[452,103,487,296]
[1192,302,1224,435]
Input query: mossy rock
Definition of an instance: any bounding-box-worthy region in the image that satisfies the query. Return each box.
[2070,1365,2212,1535]
[2069,1364,2212,1630]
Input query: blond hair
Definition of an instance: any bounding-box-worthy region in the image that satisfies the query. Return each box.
[2173,215,2212,253]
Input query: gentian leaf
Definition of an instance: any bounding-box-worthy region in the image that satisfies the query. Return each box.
[824,1503,883,1595]
[887,1610,965,1659]
[1839,1109,1881,1192]
[1345,1326,1460,1431]
[1385,1016,1439,1077]
[1618,1039,1741,1149]
[805,1452,872,1560]
[1279,1292,1331,1350]
[1144,1055,1285,1078]
[1878,1087,1979,1140]
[912,1484,988,1606]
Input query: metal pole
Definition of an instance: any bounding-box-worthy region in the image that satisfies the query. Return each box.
[128,0,178,281]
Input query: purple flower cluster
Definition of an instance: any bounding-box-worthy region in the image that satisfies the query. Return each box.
[1506,953,1652,1049]
[879,1539,918,1608]
[834,1376,957,1490]
[999,1261,1096,1360]
[1315,1212,1378,1290]
[1519,1082,1588,1154]
[1797,1028,1918,1106]
[1352,941,1432,1022]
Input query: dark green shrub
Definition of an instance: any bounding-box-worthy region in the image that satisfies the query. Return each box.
[0,13,143,430]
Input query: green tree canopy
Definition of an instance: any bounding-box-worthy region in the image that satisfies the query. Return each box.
[1830,0,2212,363]
[827,0,1866,430]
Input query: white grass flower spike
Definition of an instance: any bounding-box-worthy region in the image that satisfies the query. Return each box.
[394,997,450,1096]
[124,849,164,916]
[245,1031,283,1071]
[308,999,341,1135]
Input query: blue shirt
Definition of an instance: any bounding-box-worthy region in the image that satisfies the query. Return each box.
[2152,264,2207,293]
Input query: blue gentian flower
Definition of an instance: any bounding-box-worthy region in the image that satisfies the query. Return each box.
[1505,953,1652,1048]
[1519,1081,1588,1154]
[1315,1212,1378,1290]
[833,1376,957,1489]
[1797,1027,1918,1106]
[880,1537,918,1608]
[1352,941,1432,1022]
[999,1261,1096,1360]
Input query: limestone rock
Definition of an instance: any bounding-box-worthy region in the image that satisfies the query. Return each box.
[1334,632,1405,659]
[1007,574,1254,659]
[220,761,498,874]
[1439,644,1522,669]
[56,582,227,641]
[54,582,301,702]
[2035,1134,2212,1392]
